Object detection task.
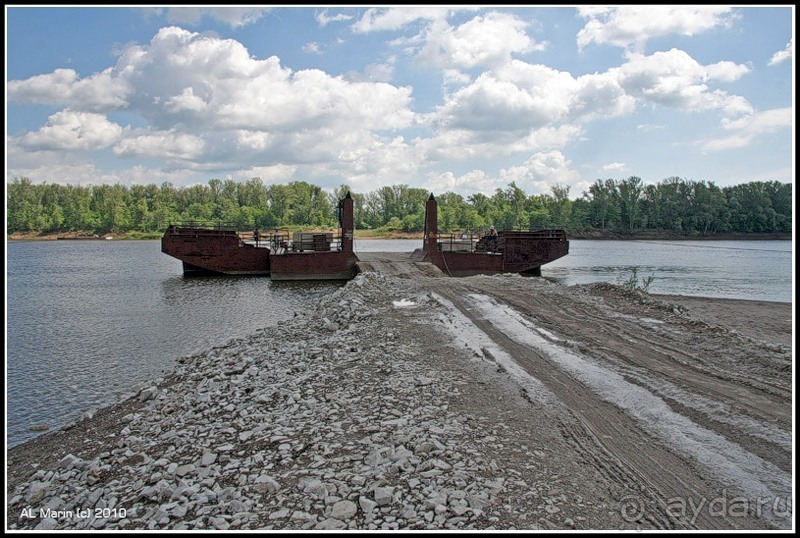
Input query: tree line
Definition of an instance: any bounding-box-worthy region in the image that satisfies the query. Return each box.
[5,176,792,236]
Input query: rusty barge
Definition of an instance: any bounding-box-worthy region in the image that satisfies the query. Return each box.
[161,193,358,280]
[412,193,569,277]
[161,192,568,280]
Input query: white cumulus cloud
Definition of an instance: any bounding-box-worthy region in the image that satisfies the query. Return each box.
[416,12,544,70]
[113,130,205,160]
[499,151,581,194]
[577,6,737,52]
[613,49,753,117]
[702,107,792,151]
[424,169,497,196]
[419,58,624,161]
[429,61,577,133]
[423,150,582,197]
[303,42,321,54]
[7,68,130,111]
[352,7,473,33]
[9,25,417,180]
[705,60,751,83]
[315,9,352,27]
[18,110,125,151]
[768,39,793,66]
[603,162,627,172]
[165,87,209,113]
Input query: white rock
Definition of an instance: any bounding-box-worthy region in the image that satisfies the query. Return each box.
[175,464,195,477]
[253,475,280,494]
[359,496,378,514]
[374,487,394,506]
[35,518,58,530]
[268,508,291,520]
[290,511,317,522]
[331,500,357,521]
[315,518,347,530]
[201,452,217,466]
[58,454,81,470]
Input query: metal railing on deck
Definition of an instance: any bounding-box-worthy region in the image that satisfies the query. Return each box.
[437,228,567,253]
[166,220,239,232]
[437,232,482,252]
[165,221,350,253]
[259,229,344,253]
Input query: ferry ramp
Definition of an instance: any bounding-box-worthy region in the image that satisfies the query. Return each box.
[356,251,444,278]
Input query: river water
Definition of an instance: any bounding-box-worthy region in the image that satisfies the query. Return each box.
[5,238,793,447]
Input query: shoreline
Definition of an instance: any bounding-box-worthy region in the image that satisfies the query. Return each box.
[6,231,793,242]
[6,274,792,530]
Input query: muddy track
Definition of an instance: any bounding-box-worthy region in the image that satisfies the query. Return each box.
[432,284,740,529]
[474,284,792,458]
[434,277,792,530]
[355,255,791,530]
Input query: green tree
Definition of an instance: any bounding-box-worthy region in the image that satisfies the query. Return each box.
[615,176,643,233]
[6,177,792,237]
[547,184,572,228]
[6,177,38,232]
[584,179,619,230]
[60,184,96,231]
[91,183,132,232]
[568,198,591,231]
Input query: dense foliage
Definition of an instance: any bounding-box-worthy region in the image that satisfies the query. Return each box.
[5,176,792,236]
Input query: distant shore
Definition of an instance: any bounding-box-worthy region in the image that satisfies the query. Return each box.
[6,229,792,242]
[567,229,792,241]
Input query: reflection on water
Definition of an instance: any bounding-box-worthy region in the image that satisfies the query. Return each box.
[6,238,791,447]
[157,275,339,355]
[6,240,340,447]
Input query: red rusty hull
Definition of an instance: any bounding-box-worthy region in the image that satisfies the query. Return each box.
[423,251,503,276]
[270,251,359,281]
[496,232,570,274]
[161,226,270,275]
[420,194,569,277]
[161,227,356,279]
[422,231,569,276]
[162,192,358,280]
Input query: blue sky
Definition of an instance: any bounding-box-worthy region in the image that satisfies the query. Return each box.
[5,5,795,199]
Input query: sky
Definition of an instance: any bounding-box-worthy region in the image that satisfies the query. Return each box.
[5,5,795,199]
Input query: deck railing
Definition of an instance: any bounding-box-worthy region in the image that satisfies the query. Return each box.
[165,223,345,252]
[437,228,567,252]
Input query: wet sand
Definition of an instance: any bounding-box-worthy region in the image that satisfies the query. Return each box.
[651,294,792,347]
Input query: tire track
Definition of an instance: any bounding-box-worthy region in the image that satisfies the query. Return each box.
[480,284,792,458]
[427,281,790,529]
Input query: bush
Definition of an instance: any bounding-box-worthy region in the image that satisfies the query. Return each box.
[619,266,656,293]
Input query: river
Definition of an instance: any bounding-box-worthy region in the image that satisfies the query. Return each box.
[5,238,792,447]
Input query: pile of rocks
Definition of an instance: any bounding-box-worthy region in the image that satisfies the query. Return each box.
[8,273,581,531]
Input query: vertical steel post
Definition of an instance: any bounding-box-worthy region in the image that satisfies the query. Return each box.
[424,193,438,253]
[341,192,354,253]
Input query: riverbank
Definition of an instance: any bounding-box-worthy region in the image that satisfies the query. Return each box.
[6,271,792,531]
[568,229,793,241]
[6,229,792,242]
[4,230,417,241]
[5,231,162,241]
